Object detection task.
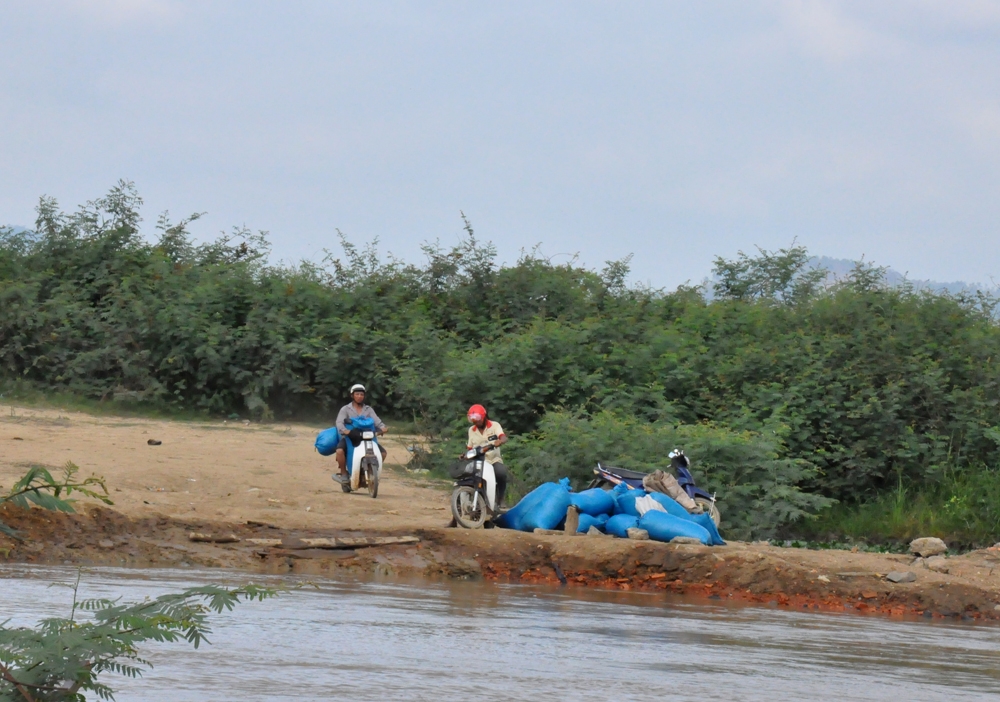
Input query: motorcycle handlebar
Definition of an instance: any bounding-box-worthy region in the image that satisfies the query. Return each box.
[462,444,496,458]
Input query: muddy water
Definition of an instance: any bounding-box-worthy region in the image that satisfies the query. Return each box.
[2,566,998,701]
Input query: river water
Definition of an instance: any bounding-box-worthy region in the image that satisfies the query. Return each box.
[1,565,998,701]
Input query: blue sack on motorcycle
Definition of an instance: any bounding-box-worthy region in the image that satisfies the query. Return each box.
[520,479,573,532]
[314,427,340,456]
[345,416,377,437]
[576,513,609,533]
[499,478,571,531]
[614,488,648,517]
[570,488,615,516]
[605,513,639,538]
[637,510,711,545]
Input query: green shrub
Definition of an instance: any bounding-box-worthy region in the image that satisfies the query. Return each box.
[797,463,1000,548]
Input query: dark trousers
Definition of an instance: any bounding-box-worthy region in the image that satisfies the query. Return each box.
[493,462,508,506]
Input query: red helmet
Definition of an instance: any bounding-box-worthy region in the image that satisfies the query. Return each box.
[467,404,487,423]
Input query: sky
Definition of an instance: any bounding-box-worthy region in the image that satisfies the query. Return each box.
[2,1,1000,289]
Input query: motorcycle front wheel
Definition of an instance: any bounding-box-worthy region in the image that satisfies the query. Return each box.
[365,460,379,499]
[694,496,721,526]
[451,486,488,528]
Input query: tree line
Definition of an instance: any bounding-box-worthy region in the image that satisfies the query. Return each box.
[3,182,1000,537]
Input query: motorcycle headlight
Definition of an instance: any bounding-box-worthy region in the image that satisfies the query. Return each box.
[464,449,477,459]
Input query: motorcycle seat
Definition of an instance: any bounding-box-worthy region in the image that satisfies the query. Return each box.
[597,465,649,481]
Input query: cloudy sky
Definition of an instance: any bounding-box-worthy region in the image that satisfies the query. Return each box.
[2,1,999,288]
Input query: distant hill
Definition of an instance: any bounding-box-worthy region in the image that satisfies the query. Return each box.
[810,256,993,295]
[701,255,994,298]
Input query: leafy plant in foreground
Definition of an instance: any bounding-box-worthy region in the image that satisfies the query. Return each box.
[0,571,276,701]
[0,464,112,538]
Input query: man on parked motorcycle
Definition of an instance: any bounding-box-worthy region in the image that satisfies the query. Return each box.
[334,384,388,483]
[466,404,508,507]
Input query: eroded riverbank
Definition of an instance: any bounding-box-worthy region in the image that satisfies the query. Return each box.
[3,503,999,621]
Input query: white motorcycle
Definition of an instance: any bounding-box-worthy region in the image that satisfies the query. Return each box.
[342,418,382,498]
[449,444,501,528]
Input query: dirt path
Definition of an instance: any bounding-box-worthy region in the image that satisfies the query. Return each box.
[0,403,451,531]
[2,404,1000,621]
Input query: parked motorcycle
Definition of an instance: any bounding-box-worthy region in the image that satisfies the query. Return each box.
[449,443,502,528]
[341,417,382,498]
[587,449,721,526]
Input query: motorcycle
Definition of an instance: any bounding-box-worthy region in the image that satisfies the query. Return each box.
[340,416,382,498]
[587,449,721,526]
[449,443,502,528]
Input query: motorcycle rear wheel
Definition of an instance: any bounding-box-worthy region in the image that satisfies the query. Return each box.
[694,496,721,526]
[451,486,488,529]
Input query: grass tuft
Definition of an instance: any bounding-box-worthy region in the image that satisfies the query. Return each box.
[794,464,1000,550]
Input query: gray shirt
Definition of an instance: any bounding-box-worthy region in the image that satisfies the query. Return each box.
[336,403,386,434]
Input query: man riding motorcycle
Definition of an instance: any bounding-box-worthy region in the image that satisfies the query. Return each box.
[466,404,508,508]
[334,384,388,484]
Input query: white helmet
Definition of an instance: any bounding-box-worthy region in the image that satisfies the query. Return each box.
[350,384,366,394]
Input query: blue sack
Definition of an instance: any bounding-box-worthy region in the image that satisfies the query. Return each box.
[637,511,711,545]
[605,513,639,538]
[577,513,609,533]
[314,427,340,456]
[614,489,648,517]
[497,488,546,530]
[687,512,726,546]
[646,491,692,519]
[521,479,573,532]
[499,478,571,531]
[570,488,616,516]
[609,482,630,514]
[645,492,726,544]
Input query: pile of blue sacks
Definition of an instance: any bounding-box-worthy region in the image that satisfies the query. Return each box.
[499,479,724,546]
